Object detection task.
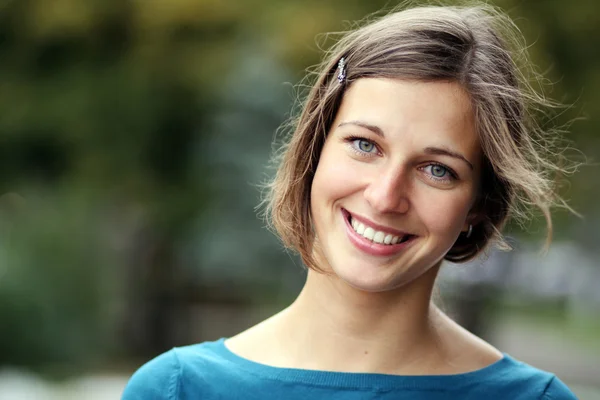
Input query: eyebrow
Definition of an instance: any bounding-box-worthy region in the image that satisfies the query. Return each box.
[424,147,474,170]
[338,120,384,137]
[337,120,474,170]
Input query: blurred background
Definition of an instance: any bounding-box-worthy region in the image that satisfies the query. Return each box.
[0,0,598,398]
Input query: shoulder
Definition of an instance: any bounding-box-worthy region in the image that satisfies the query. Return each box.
[540,376,578,400]
[477,354,577,400]
[121,349,182,400]
[121,340,226,400]
[434,314,577,399]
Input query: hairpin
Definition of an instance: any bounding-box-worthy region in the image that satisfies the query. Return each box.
[337,57,347,83]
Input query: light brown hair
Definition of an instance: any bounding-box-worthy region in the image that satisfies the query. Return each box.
[266,2,576,271]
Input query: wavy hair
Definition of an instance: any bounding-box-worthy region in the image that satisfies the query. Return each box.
[265,2,576,271]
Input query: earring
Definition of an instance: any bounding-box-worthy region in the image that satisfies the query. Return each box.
[465,224,473,239]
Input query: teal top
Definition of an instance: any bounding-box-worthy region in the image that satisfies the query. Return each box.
[121,338,577,399]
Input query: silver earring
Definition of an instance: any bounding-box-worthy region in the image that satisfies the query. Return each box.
[337,57,347,84]
[465,224,473,239]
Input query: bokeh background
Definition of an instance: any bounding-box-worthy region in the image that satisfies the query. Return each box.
[0,0,598,398]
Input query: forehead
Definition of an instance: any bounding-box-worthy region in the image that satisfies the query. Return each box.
[333,78,479,156]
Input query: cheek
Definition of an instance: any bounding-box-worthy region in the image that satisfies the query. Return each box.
[311,144,361,206]
[415,191,472,236]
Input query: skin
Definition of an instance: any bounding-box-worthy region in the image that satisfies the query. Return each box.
[227,78,502,376]
[311,78,481,293]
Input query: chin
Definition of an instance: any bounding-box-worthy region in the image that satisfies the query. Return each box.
[328,261,419,293]
[323,249,444,294]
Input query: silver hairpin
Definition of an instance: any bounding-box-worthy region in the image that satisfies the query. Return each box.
[337,57,346,83]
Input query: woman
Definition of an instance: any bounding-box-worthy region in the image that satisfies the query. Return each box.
[122,3,578,399]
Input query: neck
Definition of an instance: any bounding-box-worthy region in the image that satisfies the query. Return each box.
[275,263,444,374]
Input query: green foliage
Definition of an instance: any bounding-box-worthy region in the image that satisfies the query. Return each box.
[0,190,119,367]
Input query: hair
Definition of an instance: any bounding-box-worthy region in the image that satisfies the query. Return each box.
[265,1,576,272]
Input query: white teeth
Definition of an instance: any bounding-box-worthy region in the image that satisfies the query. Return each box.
[349,216,407,246]
[356,222,365,235]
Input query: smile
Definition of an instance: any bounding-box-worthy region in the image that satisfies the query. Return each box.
[351,218,408,245]
[342,209,416,256]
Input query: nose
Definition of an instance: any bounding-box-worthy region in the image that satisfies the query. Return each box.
[364,165,411,214]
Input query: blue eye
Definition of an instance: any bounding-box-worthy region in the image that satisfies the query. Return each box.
[353,139,377,153]
[430,164,448,178]
[423,163,456,182]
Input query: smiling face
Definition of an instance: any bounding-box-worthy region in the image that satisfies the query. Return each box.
[310,78,481,292]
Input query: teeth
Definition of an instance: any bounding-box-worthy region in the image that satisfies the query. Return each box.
[356,222,365,235]
[349,216,407,246]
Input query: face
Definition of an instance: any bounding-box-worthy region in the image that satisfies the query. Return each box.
[310,78,481,292]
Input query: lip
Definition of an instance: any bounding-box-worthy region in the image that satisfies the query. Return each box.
[344,209,410,237]
[341,209,416,257]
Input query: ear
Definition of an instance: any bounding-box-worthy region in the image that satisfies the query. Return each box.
[462,212,483,233]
